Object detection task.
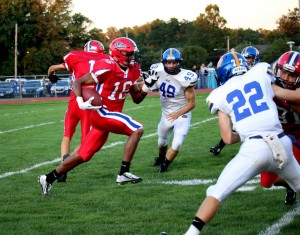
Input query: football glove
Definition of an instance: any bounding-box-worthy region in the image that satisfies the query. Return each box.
[76,96,102,110]
[142,70,159,88]
[274,78,285,88]
[48,74,61,83]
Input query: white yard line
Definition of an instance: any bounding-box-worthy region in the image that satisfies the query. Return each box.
[258,204,300,235]
[0,122,55,134]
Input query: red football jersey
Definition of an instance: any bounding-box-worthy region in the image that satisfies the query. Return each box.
[92,59,141,112]
[61,50,109,140]
[63,50,110,83]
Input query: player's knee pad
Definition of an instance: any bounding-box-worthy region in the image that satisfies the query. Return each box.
[171,140,183,151]
[158,137,168,147]
[206,184,227,202]
[171,135,185,151]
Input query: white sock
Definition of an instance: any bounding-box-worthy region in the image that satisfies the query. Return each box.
[184,224,200,235]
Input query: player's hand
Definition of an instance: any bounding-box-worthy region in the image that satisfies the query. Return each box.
[76,96,102,110]
[142,70,159,88]
[48,73,61,83]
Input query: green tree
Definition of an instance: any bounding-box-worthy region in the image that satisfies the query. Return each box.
[188,4,227,52]
[262,38,290,63]
[0,0,97,76]
[181,46,209,69]
[276,8,300,45]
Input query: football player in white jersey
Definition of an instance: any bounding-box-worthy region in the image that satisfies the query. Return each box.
[144,48,197,172]
[209,46,261,156]
[183,52,300,235]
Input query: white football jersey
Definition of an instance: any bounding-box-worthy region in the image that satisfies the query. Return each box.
[150,63,197,115]
[206,62,283,140]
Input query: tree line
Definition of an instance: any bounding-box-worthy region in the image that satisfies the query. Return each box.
[0,0,299,77]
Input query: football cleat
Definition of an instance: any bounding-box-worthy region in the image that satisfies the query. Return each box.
[209,144,223,156]
[116,172,143,185]
[57,153,71,182]
[159,163,168,173]
[285,189,297,205]
[38,175,52,196]
[153,156,164,167]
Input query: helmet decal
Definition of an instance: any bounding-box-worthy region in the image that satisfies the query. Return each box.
[232,52,241,67]
[109,37,139,68]
[216,52,248,85]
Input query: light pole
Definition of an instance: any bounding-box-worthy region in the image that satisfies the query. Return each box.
[226,36,230,52]
[287,41,295,51]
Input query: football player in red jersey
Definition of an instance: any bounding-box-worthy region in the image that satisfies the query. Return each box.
[39,37,152,195]
[262,51,300,205]
[47,40,109,182]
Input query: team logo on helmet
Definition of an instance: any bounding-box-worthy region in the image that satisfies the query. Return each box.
[113,42,127,49]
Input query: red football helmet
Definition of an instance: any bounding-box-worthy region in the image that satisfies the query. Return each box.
[275,51,300,90]
[84,40,105,54]
[109,37,139,68]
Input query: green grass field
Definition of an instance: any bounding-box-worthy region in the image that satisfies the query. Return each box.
[0,93,299,235]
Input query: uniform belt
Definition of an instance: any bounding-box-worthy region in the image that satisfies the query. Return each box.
[249,132,285,139]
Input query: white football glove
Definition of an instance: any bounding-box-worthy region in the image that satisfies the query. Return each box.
[142,70,159,88]
[76,96,102,110]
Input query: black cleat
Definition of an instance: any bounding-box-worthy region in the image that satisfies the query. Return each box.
[209,144,223,156]
[57,153,70,182]
[159,163,168,173]
[285,189,296,205]
[153,156,164,167]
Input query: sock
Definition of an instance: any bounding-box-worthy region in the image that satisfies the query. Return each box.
[219,139,226,148]
[119,161,130,175]
[163,158,172,167]
[159,153,166,159]
[184,225,201,235]
[192,217,205,231]
[46,169,59,184]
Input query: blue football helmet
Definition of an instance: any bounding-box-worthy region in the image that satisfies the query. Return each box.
[241,46,260,68]
[216,52,248,85]
[161,48,183,75]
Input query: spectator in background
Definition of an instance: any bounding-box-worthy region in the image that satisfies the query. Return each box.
[192,65,200,89]
[44,78,50,94]
[199,63,208,88]
[12,80,18,95]
[192,65,198,74]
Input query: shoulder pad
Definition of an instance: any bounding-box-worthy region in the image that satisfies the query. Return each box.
[150,63,164,71]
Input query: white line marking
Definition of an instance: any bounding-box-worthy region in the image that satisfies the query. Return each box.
[0,122,55,134]
[0,158,60,179]
[161,179,214,185]
[258,204,300,235]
